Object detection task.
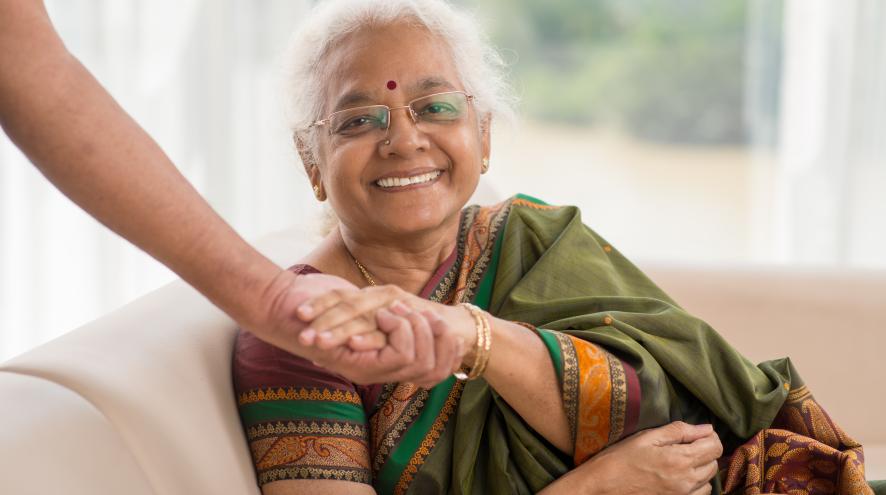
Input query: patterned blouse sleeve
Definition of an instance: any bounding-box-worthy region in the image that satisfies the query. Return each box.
[232,328,373,486]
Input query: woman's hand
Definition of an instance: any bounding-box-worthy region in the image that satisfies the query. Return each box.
[295,284,476,353]
[539,422,723,495]
[308,303,464,388]
[257,274,462,386]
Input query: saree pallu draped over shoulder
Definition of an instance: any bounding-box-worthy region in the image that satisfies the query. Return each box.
[233,195,882,495]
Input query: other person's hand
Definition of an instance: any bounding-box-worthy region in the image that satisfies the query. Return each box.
[250,271,387,352]
[540,421,723,495]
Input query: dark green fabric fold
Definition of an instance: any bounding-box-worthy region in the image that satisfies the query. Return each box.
[440,200,798,494]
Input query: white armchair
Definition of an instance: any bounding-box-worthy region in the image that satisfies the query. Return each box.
[1,227,883,494]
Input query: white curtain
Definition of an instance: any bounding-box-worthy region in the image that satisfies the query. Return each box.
[774,0,886,266]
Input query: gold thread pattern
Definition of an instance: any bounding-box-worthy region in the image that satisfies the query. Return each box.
[720,384,872,495]
[393,380,466,495]
[552,330,580,443]
[605,352,627,443]
[511,198,561,210]
[238,387,361,406]
[369,383,427,476]
[450,200,511,305]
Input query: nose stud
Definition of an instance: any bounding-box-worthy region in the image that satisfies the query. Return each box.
[384,139,391,146]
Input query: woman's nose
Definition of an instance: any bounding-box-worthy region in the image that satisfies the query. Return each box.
[382,106,429,155]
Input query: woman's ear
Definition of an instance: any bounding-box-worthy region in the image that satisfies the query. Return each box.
[294,132,317,174]
[480,114,492,165]
[294,132,326,201]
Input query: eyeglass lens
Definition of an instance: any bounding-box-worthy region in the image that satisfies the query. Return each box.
[328,92,469,139]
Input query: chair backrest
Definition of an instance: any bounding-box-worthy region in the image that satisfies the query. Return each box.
[0,227,320,495]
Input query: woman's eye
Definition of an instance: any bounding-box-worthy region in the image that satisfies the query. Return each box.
[336,116,378,134]
[420,103,457,116]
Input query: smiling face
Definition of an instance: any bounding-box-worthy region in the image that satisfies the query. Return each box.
[303,21,490,240]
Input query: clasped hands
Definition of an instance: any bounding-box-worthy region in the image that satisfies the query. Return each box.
[262,271,473,389]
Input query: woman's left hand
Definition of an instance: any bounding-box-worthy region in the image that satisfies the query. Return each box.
[295,284,475,352]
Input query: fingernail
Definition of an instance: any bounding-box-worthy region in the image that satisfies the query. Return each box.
[300,328,316,343]
[319,331,332,341]
[351,335,363,342]
[696,424,713,432]
[390,301,410,315]
[297,304,313,318]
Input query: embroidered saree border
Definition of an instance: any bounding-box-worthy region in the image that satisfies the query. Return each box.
[536,329,580,443]
[238,386,362,406]
[450,200,511,308]
[369,384,428,476]
[239,397,366,424]
[240,387,372,486]
[375,199,512,495]
[606,353,627,444]
[426,206,473,304]
[534,327,636,466]
[393,379,465,495]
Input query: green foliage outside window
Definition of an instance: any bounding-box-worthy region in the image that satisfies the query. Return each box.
[464,0,780,145]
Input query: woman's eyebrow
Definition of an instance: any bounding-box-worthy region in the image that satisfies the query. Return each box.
[412,77,456,93]
[332,91,373,112]
[331,78,455,112]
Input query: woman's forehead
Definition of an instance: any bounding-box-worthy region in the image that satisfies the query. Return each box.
[320,23,463,111]
[330,77,459,113]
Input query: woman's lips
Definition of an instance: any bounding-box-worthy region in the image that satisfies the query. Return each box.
[374,170,444,191]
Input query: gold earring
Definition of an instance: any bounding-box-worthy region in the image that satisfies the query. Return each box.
[481,158,490,173]
[313,184,322,200]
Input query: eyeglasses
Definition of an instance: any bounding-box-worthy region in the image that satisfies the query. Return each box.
[309,90,474,142]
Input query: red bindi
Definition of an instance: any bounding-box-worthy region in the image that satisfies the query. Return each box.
[386,80,397,90]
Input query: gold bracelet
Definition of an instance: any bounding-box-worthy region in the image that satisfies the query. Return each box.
[453,303,492,381]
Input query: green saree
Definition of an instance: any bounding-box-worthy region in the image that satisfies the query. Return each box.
[233,194,881,495]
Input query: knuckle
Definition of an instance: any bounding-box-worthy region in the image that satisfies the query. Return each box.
[336,299,357,313]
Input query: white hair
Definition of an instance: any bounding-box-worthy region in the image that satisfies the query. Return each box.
[283,0,517,157]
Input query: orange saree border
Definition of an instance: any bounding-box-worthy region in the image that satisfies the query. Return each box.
[560,335,641,466]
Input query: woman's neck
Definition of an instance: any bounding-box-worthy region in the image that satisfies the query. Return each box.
[334,217,460,294]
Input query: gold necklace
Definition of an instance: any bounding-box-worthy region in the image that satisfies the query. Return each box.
[351,255,377,286]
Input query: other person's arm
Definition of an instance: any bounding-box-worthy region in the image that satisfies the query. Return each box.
[0,0,289,341]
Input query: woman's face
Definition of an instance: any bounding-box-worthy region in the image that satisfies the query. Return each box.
[307,22,490,240]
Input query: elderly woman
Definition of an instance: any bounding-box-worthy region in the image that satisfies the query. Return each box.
[232,1,880,494]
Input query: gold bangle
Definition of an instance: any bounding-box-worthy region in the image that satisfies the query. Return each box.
[454,303,492,381]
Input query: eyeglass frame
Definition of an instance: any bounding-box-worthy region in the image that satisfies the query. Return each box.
[307,90,475,138]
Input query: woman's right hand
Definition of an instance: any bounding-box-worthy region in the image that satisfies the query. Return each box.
[540,422,723,495]
[308,303,464,388]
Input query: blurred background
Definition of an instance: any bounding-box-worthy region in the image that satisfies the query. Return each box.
[1,0,884,361]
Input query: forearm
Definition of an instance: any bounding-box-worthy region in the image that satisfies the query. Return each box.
[0,0,283,330]
[478,317,573,453]
[536,467,601,495]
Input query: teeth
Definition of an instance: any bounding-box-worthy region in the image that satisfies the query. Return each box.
[376,170,441,188]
